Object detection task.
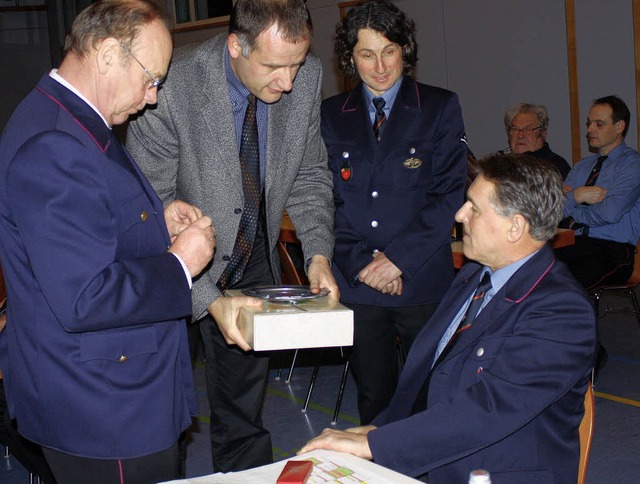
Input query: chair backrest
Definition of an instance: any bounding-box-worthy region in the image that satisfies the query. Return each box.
[626,240,640,285]
[578,380,595,484]
[277,241,308,286]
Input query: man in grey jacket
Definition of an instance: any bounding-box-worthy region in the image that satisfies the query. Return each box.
[127,0,338,473]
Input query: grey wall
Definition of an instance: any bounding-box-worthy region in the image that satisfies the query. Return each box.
[575,0,637,156]
[309,0,567,157]
[1,0,638,163]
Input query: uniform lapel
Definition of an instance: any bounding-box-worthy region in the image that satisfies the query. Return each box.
[340,84,376,162]
[373,77,421,164]
[400,264,483,383]
[440,245,557,363]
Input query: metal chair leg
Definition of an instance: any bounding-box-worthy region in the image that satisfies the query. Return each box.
[275,355,285,381]
[301,365,320,413]
[630,289,640,324]
[593,289,602,317]
[331,360,350,425]
[285,349,299,384]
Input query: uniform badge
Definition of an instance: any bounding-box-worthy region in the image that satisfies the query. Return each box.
[340,151,352,181]
[403,147,422,169]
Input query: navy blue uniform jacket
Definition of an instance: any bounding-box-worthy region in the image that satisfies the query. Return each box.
[0,75,196,459]
[322,77,467,306]
[369,245,597,483]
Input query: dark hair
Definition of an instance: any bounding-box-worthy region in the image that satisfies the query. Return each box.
[64,0,168,58]
[479,153,565,241]
[230,0,312,55]
[592,95,631,137]
[334,0,418,78]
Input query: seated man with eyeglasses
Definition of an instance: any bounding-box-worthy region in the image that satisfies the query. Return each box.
[500,102,571,179]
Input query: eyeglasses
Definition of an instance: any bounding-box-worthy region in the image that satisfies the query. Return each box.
[120,42,162,89]
[508,125,542,134]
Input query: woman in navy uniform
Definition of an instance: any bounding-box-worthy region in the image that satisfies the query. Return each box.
[322,0,467,424]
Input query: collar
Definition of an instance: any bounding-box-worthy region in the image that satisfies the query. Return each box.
[487,249,539,296]
[49,69,110,129]
[225,49,251,108]
[36,74,112,151]
[599,141,627,161]
[532,142,552,156]
[363,77,402,114]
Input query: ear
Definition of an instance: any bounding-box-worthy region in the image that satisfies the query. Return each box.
[507,213,527,243]
[96,37,121,75]
[615,120,626,135]
[227,33,243,60]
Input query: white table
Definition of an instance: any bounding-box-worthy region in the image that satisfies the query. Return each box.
[160,449,421,483]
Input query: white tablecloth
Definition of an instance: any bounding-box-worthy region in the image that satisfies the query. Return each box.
[159,449,421,483]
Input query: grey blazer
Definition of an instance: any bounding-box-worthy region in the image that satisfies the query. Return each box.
[127,34,334,318]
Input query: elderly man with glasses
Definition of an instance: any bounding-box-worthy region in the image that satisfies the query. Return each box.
[501,102,571,179]
[0,1,216,482]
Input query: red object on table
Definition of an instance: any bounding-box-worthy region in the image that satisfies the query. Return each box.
[276,460,313,484]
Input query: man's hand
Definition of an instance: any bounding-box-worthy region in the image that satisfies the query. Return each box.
[573,186,607,205]
[168,216,215,278]
[380,277,403,296]
[208,296,263,352]
[358,252,402,292]
[308,255,340,301]
[297,425,376,459]
[164,200,204,242]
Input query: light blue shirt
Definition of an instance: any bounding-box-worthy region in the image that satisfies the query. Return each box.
[364,78,402,124]
[432,251,538,367]
[225,50,268,188]
[564,142,640,245]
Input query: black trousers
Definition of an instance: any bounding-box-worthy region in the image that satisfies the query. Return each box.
[345,302,438,425]
[42,441,179,484]
[554,236,635,290]
[199,318,272,472]
[199,223,274,473]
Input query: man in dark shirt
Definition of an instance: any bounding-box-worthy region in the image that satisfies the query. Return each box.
[502,102,571,179]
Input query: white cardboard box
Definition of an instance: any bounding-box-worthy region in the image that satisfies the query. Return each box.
[228,290,353,351]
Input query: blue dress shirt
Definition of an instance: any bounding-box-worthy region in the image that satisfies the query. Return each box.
[364,78,402,124]
[564,142,640,245]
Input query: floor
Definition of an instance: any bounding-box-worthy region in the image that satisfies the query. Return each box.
[2,290,640,483]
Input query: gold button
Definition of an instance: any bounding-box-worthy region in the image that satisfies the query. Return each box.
[118,355,128,363]
[140,211,148,221]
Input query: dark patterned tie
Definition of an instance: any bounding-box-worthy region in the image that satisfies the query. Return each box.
[217,94,261,292]
[438,272,492,360]
[585,155,607,187]
[559,155,608,233]
[372,97,386,142]
[578,155,607,237]
[411,272,492,414]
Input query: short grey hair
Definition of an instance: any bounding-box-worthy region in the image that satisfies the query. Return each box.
[479,153,565,241]
[503,103,549,133]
